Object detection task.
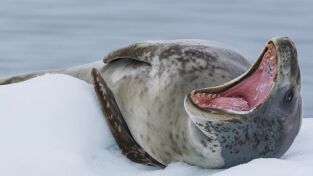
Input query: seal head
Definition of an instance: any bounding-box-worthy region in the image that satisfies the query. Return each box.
[185,37,301,168]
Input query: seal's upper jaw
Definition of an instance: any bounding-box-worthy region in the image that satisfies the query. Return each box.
[187,39,281,115]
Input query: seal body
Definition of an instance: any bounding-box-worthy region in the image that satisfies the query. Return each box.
[98,40,251,168]
[0,38,301,168]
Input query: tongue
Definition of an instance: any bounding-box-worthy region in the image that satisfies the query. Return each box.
[194,95,249,111]
[209,97,249,111]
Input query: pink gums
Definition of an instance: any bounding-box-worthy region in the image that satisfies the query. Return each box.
[191,43,277,112]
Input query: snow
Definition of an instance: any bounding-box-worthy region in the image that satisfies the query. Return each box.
[0,74,312,176]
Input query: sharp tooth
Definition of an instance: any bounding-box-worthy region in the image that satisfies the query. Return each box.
[260,60,268,70]
[207,94,212,98]
[265,53,270,59]
[268,44,273,50]
[211,94,217,98]
[191,90,195,95]
[217,106,223,109]
[212,105,217,108]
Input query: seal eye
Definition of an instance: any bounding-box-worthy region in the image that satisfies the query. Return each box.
[286,89,294,102]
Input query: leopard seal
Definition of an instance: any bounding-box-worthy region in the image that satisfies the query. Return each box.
[0,37,302,168]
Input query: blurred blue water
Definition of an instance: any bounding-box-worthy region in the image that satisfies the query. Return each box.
[0,0,312,115]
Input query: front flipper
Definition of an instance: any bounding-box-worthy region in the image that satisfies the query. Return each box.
[91,68,165,168]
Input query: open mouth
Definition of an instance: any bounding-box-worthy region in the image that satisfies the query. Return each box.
[190,43,277,114]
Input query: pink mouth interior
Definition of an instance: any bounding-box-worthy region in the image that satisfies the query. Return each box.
[191,43,277,112]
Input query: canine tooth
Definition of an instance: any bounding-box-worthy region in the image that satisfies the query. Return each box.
[261,61,268,69]
[268,44,273,50]
[265,53,271,59]
[211,94,217,98]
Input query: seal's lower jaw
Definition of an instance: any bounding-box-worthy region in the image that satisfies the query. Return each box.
[190,42,277,114]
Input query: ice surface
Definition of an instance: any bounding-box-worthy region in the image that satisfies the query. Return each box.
[0,74,312,176]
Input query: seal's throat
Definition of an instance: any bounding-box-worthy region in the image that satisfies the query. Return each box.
[191,43,277,112]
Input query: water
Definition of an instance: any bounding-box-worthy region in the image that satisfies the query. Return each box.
[0,0,312,115]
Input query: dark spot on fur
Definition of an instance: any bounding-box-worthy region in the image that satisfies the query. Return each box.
[176,134,179,139]
[201,140,207,147]
[174,148,183,155]
[169,133,174,143]
[164,151,171,156]
[196,122,203,127]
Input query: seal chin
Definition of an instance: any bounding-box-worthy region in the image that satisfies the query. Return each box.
[188,41,278,115]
